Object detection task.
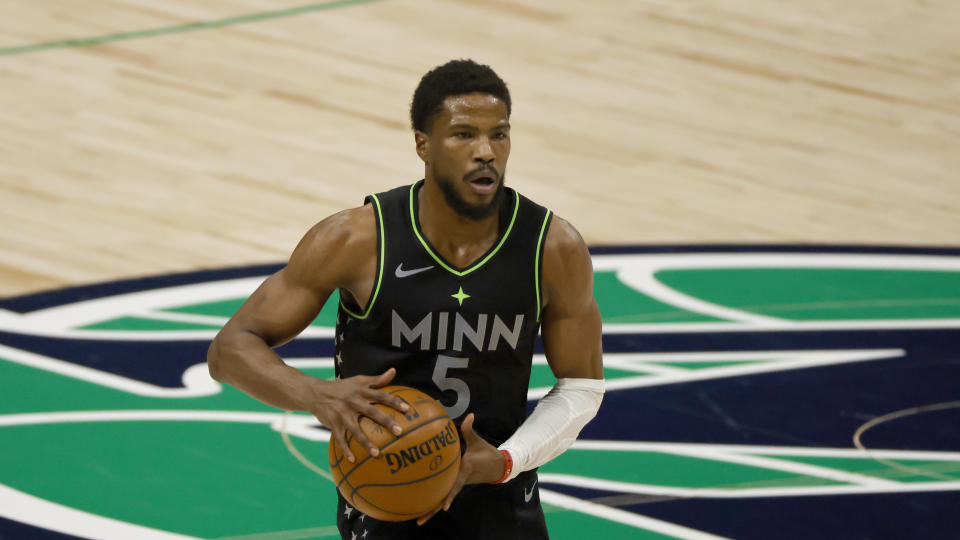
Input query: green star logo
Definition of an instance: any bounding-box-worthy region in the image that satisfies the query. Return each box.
[451,286,471,306]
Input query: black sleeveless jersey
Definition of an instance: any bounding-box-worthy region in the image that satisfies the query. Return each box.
[333,180,553,445]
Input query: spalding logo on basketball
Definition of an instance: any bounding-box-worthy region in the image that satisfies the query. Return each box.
[328,386,461,521]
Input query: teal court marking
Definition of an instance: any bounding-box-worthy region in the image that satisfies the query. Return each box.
[0,0,385,56]
[31,254,960,337]
[1,249,959,538]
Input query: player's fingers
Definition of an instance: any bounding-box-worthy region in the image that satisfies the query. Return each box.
[442,476,466,511]
[442,463,470,512]
[370,367,396,388]
[359,403,403,436]
[364,387,410,414]
[343,414,379,457]
[460,413,479,443]
[461,413,476,433]
[416,506,441,526]
[333,430,355,463]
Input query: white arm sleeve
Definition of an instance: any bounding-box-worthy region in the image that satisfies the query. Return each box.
[497,377,604,483]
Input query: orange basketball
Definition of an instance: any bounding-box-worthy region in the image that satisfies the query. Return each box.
[328,385,461,521]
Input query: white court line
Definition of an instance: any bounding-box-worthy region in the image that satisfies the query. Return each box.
[0,251,957,339]
[0,483,200,540]
[0,343,906,426]
[5,277,268,331]
[286,358,335,369]
[663,449,899,487]
[595,252,960,330]
[0,325,334,341]
[0,410,330,443]
[0,343,222,398]
[0,348,333,400]
[543,350,901,362]
[4,318,960,340]
[591,253,960,272]
[0,344,900,400]
[614,267,786,325]
[540,489,732,540]
[603,360,689,375]
[538,474,960,499]
[530,349,905,398]
[132,310,231,327]
[601,319,960,334]
[1,410,956,533]
[0,410,283,427]
[3,319,956,341]
[0,410,329,540]
[568,440,960,462]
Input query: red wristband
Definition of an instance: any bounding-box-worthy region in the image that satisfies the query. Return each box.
[492,449,513,484]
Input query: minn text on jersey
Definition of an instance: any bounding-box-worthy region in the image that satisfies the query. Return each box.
[391,310,525,352]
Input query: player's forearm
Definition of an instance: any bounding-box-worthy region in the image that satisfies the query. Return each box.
[496,377,605,483]
[207,330,319,413]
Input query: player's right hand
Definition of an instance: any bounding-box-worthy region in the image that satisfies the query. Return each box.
[308,367,409,463]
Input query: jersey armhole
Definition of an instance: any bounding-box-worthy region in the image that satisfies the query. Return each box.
[339,194,385,320]
[534,209,553,322]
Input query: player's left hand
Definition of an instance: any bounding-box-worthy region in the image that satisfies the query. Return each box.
[416,412,505,526]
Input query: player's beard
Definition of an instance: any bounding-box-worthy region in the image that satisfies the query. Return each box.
[437,174,506,221]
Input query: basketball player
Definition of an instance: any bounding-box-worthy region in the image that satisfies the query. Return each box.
[208,59,604,539]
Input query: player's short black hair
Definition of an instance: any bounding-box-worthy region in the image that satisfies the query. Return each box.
[410,59,511,133]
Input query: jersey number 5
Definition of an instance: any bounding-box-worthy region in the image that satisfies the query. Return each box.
[432,354,470,419]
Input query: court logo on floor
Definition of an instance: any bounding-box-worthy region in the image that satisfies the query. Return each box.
[1,246,958,539]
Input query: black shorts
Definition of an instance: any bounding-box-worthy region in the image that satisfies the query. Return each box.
[336,469,549,539]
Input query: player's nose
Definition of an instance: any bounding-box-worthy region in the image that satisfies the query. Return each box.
[472,135,495,163]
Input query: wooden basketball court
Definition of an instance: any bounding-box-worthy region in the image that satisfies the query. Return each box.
[2,5,960,538]
[1,0,957,298]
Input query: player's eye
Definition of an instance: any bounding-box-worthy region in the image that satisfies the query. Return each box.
[455,131,472,139]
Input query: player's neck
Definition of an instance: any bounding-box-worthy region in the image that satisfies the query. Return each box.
[418,180,501,268]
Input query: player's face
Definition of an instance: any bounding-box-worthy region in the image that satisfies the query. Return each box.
[418,93,511,220]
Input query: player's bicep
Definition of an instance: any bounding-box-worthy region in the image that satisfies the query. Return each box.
[225,267,331,348]
[542,299,602,379]
[221,210,364,347]
[540,217,603,380]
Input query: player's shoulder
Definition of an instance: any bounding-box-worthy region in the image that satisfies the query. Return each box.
[543,214,588,260]
[540,214,592,307]
[302,204,375,248]
[287,204,377,279]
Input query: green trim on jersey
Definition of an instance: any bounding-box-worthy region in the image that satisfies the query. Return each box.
[535,209,553,322]
[339,194,385,320]
[408,181,521,277]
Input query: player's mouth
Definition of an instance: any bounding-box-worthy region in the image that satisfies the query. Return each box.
[466,169,499,195]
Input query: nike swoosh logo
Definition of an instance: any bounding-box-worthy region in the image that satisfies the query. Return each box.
[395,263,434,278]
[524,479,538,503]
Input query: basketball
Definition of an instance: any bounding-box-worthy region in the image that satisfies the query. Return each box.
[328,385,461,521]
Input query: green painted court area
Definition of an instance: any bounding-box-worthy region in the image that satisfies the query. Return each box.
[0,354,645,539]
[4,261,960,538]
[543,449,842,489]
[81,316,224,331]
[766,455,960,483]
[81,269,729,330]
[0,422,334,538]
[0,354,275,414]
[3,346,920,540]
[592,272,722,323]
[163,296,342,327]
[76,267,960,331]
[657,268,960,320]
[543,506,681,540]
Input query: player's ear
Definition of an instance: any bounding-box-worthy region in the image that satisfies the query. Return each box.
[415,131,429,164]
